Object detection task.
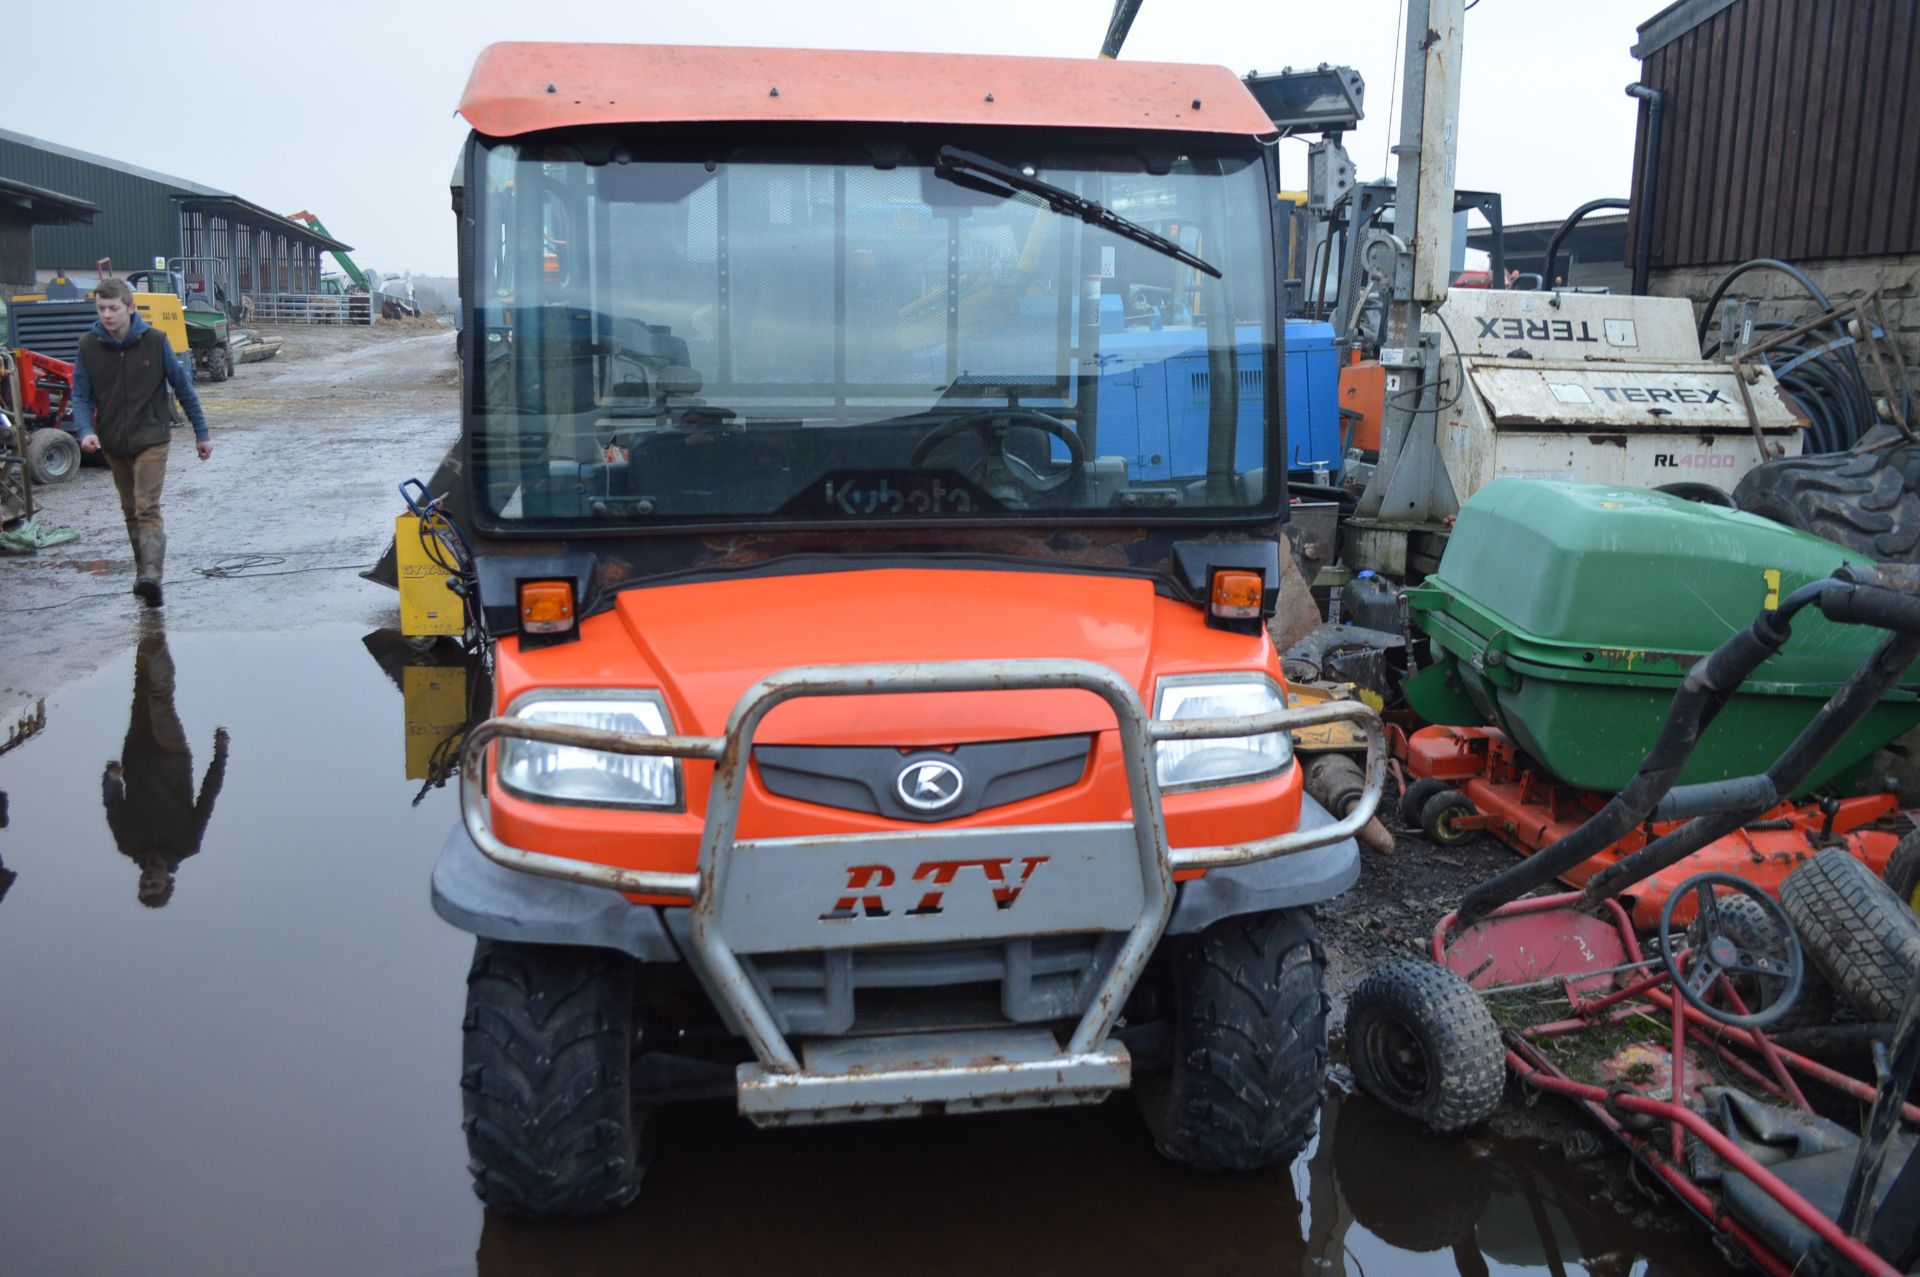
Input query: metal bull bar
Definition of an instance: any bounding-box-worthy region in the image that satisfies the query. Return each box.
[459,659,1383,1117]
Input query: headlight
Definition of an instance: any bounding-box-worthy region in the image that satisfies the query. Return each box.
[497,691,680,809]
[1153,675,1293,791]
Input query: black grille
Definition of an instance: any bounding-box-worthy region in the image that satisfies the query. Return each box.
[754,735,1092,822]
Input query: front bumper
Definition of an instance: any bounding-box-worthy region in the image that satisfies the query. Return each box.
[442,658,1381,1123]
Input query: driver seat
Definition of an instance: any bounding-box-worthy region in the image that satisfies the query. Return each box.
[1700,1087,1920,1272]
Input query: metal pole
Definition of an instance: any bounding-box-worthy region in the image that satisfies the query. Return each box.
[1352,0,1465,528]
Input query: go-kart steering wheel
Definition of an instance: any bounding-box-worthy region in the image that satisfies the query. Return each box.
[1658,872,1805,1029]
[909,410,1086,497]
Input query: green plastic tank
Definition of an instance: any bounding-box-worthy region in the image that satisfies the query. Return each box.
[1404,479,1920,794]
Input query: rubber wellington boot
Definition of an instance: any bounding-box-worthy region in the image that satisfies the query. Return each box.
[133,530,165,608]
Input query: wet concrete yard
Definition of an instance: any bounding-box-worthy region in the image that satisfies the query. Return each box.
[0,325,1735,1275]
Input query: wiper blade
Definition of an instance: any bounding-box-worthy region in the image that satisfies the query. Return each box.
[934,145,1221,279]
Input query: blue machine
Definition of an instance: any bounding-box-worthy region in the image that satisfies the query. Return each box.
[1091,315,1341,480]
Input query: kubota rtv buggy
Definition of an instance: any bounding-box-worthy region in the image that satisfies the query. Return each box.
[425,43,1381,1217]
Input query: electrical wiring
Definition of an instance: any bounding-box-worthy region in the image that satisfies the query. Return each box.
[1381,305,1468,417]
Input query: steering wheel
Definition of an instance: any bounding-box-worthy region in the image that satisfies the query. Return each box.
[1658,872,1805,1029]
[909,410,1086,498]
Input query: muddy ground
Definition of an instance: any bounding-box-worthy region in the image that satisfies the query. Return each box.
[0,323,1730,1275]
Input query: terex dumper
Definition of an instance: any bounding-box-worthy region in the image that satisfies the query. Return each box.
[428,42,1383,1217]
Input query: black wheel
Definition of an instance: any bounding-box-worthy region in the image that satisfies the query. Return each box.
[1420,790,1477,846]
[1731,441,1920,561]
[1398,778,1452,829]
[1136,908,1329,1171]
[1884,831,1920,916]
[1780,848,1920,1022]
[209,343,230,382]
[1717,892,1838,1029]
[461,939,648,1218]
[1346,960,1504,1134]
[25,428,81,484]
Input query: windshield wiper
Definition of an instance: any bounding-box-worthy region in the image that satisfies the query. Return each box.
[934,145,1221,279]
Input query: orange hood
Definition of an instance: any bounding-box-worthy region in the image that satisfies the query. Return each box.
[496,567,1275,745]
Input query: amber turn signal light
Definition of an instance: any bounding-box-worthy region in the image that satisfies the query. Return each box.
[1210,569,1264,620]
[519,580,576,634]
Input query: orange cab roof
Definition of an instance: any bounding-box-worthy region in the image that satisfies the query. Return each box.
[458,42,1276,140]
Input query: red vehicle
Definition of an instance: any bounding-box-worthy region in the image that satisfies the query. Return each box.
[423,43,1383,1217]
[1349,561,1920,1276]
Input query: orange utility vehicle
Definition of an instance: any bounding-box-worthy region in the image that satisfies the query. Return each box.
[431,42,1383,1218]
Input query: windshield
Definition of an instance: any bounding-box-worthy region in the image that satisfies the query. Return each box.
[467,131,1279,530]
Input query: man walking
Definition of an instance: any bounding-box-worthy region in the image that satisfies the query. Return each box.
[69,278,213,607]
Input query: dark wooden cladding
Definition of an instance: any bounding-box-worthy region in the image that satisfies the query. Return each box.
[1627,0,1920,269]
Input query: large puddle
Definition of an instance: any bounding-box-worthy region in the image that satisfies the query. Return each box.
[0,623,1732,1275]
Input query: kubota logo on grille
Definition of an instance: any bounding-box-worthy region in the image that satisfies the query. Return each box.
[820,858,1049,921]
[895,758,963,812]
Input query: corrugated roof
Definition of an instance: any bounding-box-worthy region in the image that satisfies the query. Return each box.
[458,42,1276,139]
[0,126,232,198]
[0,175,98,224]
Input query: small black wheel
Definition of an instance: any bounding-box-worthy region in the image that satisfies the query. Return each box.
[1346,959,1504,1135]
[209,343,231,382]
[1658,873,1804,1029]
[1420,790,1477,846]
[461,939,648,1218]
[1135,908,1329,1171]
[1398,778,1452,828]
[1884,831,1920,917]
[1781,848,1920,1021]
[25,428,81,484]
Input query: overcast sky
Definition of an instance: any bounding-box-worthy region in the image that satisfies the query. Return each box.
[10,0,1654,277]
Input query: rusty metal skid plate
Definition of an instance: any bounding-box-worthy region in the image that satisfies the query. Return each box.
[737,1027,1130,1126]
[715,824,1145,954]
[1443,907,1630,990]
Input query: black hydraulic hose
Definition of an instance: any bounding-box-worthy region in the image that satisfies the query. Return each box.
[1579,624,1920,903]
[1543,198,1630,293]
[1695,258,1840,347]
[1454,584,1825,925]
[1626,84,1662,296]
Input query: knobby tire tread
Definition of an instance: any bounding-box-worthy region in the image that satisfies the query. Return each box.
[1780,849,1920,1023]
[460,939,644,1219]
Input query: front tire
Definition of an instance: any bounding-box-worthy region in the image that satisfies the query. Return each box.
[1136,908,1329,1171]
[1347,960,1504,1135]
[461,939,647,1218]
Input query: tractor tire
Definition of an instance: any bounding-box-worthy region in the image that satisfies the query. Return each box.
[1717,892,1838,1030]
[1397,778,1452,829]
[1420,790,1477,847]
[1731,441,1920,562]
[1881,831,1920,917]
[25,428,81,485]
[1779,849,1920,1023]
[1136,908,1329,1171]
[209,344,231,382]
[460,939,648,1218]
[1346,960,1504,1135]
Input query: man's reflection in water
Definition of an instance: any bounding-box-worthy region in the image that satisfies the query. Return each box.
[0,791,14,905]
[101,627,228,907]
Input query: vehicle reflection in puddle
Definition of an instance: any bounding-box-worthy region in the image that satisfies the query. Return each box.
[0,623,1732,1276]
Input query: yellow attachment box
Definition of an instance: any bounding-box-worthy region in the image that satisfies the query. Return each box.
[396,513,466,637]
